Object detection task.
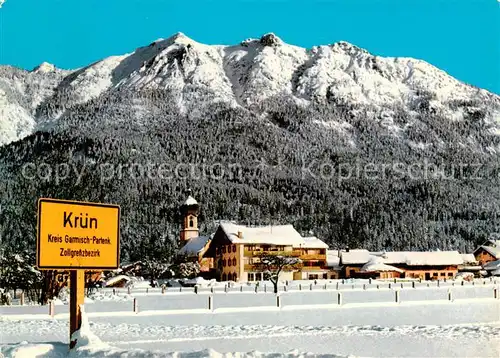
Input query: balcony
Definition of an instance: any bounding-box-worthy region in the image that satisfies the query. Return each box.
[301,266,327,272]
[243,250,301,257]
[299,254,327,260]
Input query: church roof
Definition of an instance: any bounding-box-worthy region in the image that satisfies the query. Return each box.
[184,195,198,206]
[178,235,211,257]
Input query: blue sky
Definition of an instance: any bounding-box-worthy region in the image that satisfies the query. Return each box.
[0,0,498,93]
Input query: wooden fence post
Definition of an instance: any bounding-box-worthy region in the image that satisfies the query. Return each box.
[195,286,198,294]
[208,296,213,311]
[338,292,342,305]
[255,285,258,293]
[20,292,25,305]
[162,286,166,294]
[310,283,313,291]
[395,290,400,303]
[412,282,415,289]
[494,288,498,300]
[336,282,339,290]
[49,300,55,317]
[448,289,453,302]
[113,288,116,295]
[133,298,138,313]
[276,295,281,308]
[240,286,243,292]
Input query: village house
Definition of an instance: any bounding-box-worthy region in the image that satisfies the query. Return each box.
[340,249,464,280]
[473,239,500,266]
[177,193,330,282]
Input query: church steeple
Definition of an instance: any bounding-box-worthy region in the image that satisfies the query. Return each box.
[179,189,200,246]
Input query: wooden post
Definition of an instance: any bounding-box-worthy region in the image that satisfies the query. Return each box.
[225,285,228,293]
[208,296,213,310]
[180,286,182,292]
[195,286,199,294]
[324,284,327,290]
[461,280,465,286]
[69,270,85,343]
[284,285,287,292]
[113,288,116,295]
[363,284,366,290]
[146,288,149,294]
[369,278,372,284]
[49,300,55,317]
[299,284,302,291]
[264,285,267,293]
[310,283,313,291]
[240,286,243,292]
[20,292,25,305]
[395,290,400,303]
[448,289,453,302]
[276,295,281,308]
[133,298,138,313]
[412,281,415,289]
[162,286,166,294]
[376,284,380,289]
[388,283,392,289]
[400,283,404,289]
[127,286,131,294]
[494,288,498,300]
[437,280,440,287]
[337,292,342,305]
[336,282,339,290]
[393,278,397,283]
[211,286,214,293]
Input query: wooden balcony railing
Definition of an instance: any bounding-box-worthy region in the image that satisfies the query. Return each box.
[243,250,302,257]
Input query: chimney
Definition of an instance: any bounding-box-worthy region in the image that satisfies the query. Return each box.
[237,231,243,239]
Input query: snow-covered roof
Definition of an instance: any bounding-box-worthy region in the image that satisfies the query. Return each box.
[178,236,211,257]
[460,254,478,264]
[381,251,463,266]
[326,250,341,269]
[475,246,500,259]
[302,236,329,249]
[341,250,463,266]
[484,259,500,271]
[219,222,306,246]
[184,195,198,206]
[105,275,132,287]
[340,250,371,264]
[360,256,404,273]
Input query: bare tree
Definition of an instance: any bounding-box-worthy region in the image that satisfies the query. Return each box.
[254,252,302,293]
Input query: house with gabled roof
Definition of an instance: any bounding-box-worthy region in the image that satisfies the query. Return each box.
[340,249,464,280]
[473,239,500,266]
[177,193,330,281]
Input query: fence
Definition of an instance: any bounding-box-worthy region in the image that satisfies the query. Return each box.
[1,280,498,316]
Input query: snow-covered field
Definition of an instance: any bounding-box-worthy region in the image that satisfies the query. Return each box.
[1,282,499,357]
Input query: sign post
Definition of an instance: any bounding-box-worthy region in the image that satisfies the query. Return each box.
[36,198,120,348]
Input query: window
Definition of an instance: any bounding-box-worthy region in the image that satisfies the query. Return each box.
[255,273,262,281]
[232,258,237,266]
[440,272,446,277]
[222,273,227,281]
[433,273,438,277]
[222,246,226,254]
[222,259,226,267]
[189,218,194,227]
[323,273,328,279]
[448,273,453,277]
[232,245,237,253]
[248,273,254,281]
[228,259,232,267]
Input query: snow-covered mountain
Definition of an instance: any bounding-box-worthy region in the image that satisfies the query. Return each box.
[1,32,499,146]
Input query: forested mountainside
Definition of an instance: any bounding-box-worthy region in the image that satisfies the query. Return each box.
[0,34,499,263]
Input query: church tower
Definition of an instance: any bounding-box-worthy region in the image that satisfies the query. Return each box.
[179,189,200,246]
